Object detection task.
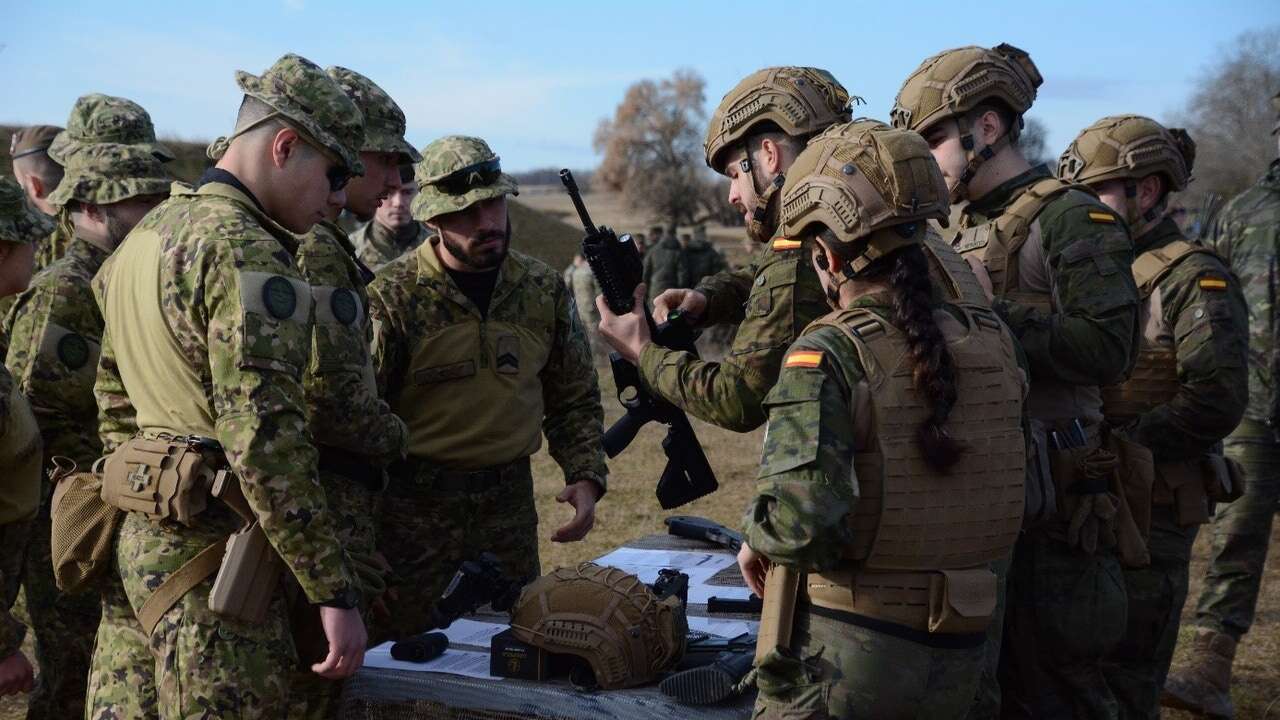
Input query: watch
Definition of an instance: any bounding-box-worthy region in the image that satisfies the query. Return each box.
[318,586,361,609]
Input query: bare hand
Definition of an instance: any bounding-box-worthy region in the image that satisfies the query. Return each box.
[596,284,651,365]
[652,288,707,324]
[311,606,368,679]
[0,651,34,696]
[551,480,600,542]
[737,542,771,598]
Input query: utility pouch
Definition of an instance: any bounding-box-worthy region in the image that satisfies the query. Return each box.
[1105,432,1154,567]
[1023,419,1057,529]
[1048,444,1093,517]
[100,436,223,525]
[927,568,996,635]
[208,521,282,625]
[1203,454,1245,504]
[50,457,124,593]
[755,564,800,664]
[1157,460,1210,526]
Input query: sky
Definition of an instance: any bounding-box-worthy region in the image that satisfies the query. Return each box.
[2,1,1275,172]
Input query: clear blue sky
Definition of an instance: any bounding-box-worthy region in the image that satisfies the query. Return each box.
[2,1,1274,171]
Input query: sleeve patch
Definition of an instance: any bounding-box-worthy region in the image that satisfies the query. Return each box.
[240,271,312,324]
[37,322,100,373]
[772,238,803,252]
[785,350,823,368]
[1198,277,1228,291]
[1088,211,1117,224]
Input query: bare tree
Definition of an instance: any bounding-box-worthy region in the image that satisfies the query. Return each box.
[1016,117,1052,167]
[1175,27,1280,206]
[593,69,715,229]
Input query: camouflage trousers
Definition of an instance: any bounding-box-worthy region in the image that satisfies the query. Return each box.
[373,459,541,642]
[85,574,159,720]
[23,501,99,720]
[1192,418,1280,640]
[1101,505,1198,720]
[998,533,1128,720]
[109,509,297,718]
[753,605,984,719]
[964,553,1012,720]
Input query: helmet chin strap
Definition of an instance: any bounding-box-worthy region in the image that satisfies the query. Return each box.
[814,250,851,309]
[950,117,1010,203]
[1122,179,1163,229]
[747,173,785,243]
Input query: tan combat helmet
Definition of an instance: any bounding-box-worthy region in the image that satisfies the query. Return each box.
[704,67,855,243]
[1058,115,1195,225]
[891,44,1042,201]
[508,563,686,690]
[780,119,950,274]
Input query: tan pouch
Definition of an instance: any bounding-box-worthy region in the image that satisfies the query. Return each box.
[1108,433,1154,540]
[927,568,996,635]
[1158,460,1209,526]
[1203,455,1245,504]
[100,437,220,525]
[208,521,282,625]
[50,458,124,594]
[755,564,800,664]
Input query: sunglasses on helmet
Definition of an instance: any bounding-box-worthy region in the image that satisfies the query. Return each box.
[431,158,502,195]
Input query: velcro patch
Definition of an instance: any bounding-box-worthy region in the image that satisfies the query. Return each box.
[1198,277,1228,291]
[1088,211,1117,224]
[784,351,823,368]
[772,238,802,252]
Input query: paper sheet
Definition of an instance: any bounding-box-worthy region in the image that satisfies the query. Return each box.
[440,618,508,649]
[364,642,499,679]
[594,547,736,573]
[687,615,758,639]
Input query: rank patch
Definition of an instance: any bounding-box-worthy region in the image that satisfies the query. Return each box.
[772,238,802,252]
[784,350,823,368]
[1088,211,1117,224]
[1198,277,1227,291]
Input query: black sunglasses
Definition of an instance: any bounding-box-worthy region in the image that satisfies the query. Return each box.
[326,165,354,192]
[431,158,502,195]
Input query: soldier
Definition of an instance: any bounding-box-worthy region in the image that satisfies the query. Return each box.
[4,94,172,720]
[86,54,368,719]
[0,176,49,699]
[368,135,607,640]
[731,122,1025,719]
[892,44,1140,719]
[1163,92,1280,720]
[350,165,432,270]
[1059,115,1250,720]
[640,228,728,301]
[2,126,64,328]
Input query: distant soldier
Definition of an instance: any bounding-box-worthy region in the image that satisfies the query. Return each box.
[1,126,64,332]
[1060,116,1249,720]
[0,176,50,700]
[368,136,607,641]
[350,165,432,270]
[87,54,368,719]
[5,94,172,720]
[640,228,728,301]
[1163,92,1280,720]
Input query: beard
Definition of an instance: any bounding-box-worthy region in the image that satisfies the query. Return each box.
[442,218,511,271]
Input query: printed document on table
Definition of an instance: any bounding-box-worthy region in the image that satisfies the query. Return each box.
[687,615,758,639]
[441,618,508,649]
[594,547,736,573]
[364,642,498,679]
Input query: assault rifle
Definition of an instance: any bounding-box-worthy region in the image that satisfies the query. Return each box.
[559,169,718,509]
[390,553,526,662]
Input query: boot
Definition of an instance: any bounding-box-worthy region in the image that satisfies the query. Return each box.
[1161,627,1237,719]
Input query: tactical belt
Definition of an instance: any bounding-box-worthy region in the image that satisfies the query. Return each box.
[803,601,985,650]
[317,444,383,492]
[803,566,996,640]
[391,456,530,493]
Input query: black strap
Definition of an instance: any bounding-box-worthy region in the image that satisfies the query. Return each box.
[803,601,985,650]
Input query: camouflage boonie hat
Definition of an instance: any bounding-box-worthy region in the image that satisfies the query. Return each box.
[891,43,1042,140]
[47,94,173,164]
[230,53,366,173]
[46,143,171,208]
[0,176,55,244]
[326,66,420,163]
[9,125,63,161]
[411,135,518,223]
[1058,115,1196,192]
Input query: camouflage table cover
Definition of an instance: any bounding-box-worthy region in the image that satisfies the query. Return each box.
[338,534,756,719]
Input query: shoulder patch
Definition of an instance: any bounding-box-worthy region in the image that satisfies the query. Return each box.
[1198,276,1228,291]
[57,333,90,370]
[262,276,298,319]
[772,238,803,252]
[1088,211,1117,224]
[240,271,312,324]
[784,350,823,368]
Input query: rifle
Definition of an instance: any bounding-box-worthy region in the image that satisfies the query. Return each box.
[660,631,756,705]
[390,552,527,662]
[665,515,743,553]
[559,169,718,509]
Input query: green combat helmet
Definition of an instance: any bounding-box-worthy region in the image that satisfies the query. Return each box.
[47,94,174,165]
[325,66,421,164]
[207,53,366,175]
[1058,115,1196,225]
[411,135,518,223]
[46,143,172,209]
[891,44,1042,201]
[0,176,55,244]
[780,119,950,274]
[704,67,855,243]
[508,563,686,690]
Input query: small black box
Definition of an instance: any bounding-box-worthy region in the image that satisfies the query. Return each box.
[490,628,549,680]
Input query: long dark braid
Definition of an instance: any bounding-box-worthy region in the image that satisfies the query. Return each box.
[885,244,964,470]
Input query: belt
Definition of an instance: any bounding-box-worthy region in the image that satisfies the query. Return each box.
[316,445,384,492]
[390,456,530,493]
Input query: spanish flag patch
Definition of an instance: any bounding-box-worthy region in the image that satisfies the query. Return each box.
[1088,211,1117,224]
[784,350,823,368]
[772,237,802,252]
[1199,277,1228,291]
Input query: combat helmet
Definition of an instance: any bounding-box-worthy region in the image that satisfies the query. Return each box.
[508,563,686,689]
[891,44,1042,201]
[411,135,518,224]
[1058,115,1195,225]
[780,119,950,274]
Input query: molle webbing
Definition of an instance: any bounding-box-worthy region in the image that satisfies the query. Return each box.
[923,231,990,306]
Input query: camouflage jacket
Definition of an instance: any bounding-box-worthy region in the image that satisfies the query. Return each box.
[5,237,109,471]
[296,221,407,467]
[639,236,829,431]
[350,219,431,271]
[642,236,729,301]
[0,213,70,350]
[368,242,607,489]
[959,165,1139,423]
[93,180,354,603]
[1208,159,1280,426]
[0,364,37,658]
[1123,218,1249,461]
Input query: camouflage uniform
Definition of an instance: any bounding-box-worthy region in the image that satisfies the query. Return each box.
[893,46,1141,720]
[5,96,173,720]
[350,219,431,271]
[86,55,363,720]
[368,136,607,641]
[641,235,729,301]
